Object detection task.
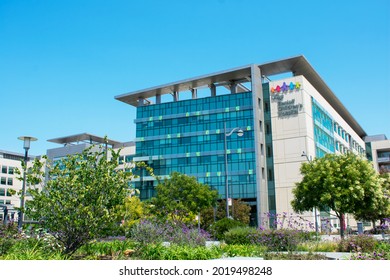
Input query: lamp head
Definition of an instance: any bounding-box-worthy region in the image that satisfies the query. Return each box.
[237,129,244,137]
[18,136,37,150]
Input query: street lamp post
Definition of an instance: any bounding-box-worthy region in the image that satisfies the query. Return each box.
[17,136,37,230]
[301,151,319,235]
[224,122,244,219]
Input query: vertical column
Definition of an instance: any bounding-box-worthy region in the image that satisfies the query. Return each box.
[138,98,145,107]
[210,84,216,97]
[173,91,179,102]
[251,64,268,228]
[156,94,161,104]
[230,82,237,94]
[191,88,197,99]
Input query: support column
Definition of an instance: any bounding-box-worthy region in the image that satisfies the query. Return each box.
[230,82,237,94]
[210,84,216,97]
[251,65,268,228]
[138,98,145,107]
[173,91,179,102]
[156,94,161,104]
[191,88,197,99]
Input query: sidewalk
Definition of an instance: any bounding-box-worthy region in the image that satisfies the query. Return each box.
[219,252,352,260]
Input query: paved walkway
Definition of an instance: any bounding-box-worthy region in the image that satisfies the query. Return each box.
[320,252,352,260]
[219,252,352,260]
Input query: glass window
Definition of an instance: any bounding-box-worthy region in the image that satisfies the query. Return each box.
[0,188,5,196]
[8,167,14,175]
[1,177,6,185]
[1,166,7,174]
[7,178,13,186]
[125,155,133,163]
[268,169,274,181]
[266,123,271,134]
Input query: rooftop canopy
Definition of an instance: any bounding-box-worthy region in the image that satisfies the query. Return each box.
[115,55,366,138]
[47,133,121,147]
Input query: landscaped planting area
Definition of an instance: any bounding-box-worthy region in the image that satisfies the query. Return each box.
[1,219,389,260]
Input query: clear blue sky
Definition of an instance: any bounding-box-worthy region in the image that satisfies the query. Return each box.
[1,0,389,156]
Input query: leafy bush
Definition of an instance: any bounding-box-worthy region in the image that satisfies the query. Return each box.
[135,243,266,260]
[135,244,222,260]
[0,222,19,239]
[350,251,389,260]
[77,239,135,258]
[337,234,378,253]
[0,238,15,256]
[264,252,328,260]
[220,244,266,258]
[249,229,311,252]
[374,240,390,252]
[296,240,338,252]
[130,219,210,247]
[209,218,245,240]
[1,238,66,260]
[224,227,257,245]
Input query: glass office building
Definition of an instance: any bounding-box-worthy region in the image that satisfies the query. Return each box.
[116,56,367,227]
[135,91,258,215]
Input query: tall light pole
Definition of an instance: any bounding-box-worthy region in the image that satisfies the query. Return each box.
[224,122,244,219]
[17,136,37,230]
[301,151,319,235]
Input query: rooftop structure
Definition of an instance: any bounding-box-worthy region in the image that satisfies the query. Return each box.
[47,132,122,147]
[116,55,366,138]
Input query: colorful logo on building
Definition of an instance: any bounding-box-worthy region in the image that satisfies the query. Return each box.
[270,81,301,94]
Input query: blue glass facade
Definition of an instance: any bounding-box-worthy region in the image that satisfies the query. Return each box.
[312,97,335,158]
[134,92,257,202]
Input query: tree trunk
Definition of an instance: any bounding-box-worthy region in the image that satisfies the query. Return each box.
[339,213,345,239]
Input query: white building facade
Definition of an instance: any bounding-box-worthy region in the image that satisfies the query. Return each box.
[0,150,38,222]
[268,75,366,231]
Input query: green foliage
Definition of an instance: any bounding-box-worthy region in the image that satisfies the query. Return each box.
[0,232,67,260]
[250,229,313,252]
[223,226,258,245]
[209,218,245,240]
[374,240,390,252]
[152,172,218,222]
[220,244,266,258]
[0,238,15,256]
[135,244,222,260]
[24,146,135,255]
[130,219,211,247]
[135,243,266,260]
[337,234,378,253]
[264,252,328,260]
[76,239,136,259]
[354,172,390,225]
[0,223,20,256]
[0,222,19,239]
[116,196,147,235]
[292,152,384,237]
[201,199,251,229]
[296,240,338,252]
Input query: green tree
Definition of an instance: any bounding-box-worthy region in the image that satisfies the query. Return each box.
[291,152,384,238]
[116,195,147,236]
[151,172,218,223]
[201,199,251,229]
[353,172,390,228]
[23,146,134,255]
